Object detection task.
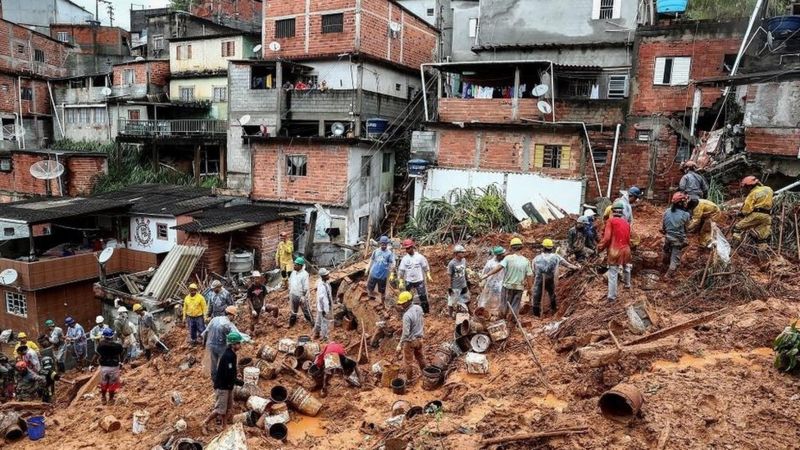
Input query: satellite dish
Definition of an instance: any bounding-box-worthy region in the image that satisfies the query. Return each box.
[30,160,65,180]
[0,269,18,286]
[135,56,145,61]
[101,86,112,96]
[98,247,114,264]
[253,44,263,53]
[532,84,549,97]
[331,122,346,136]
[268,41,280,52]
[239,115,251,126]
[537,100,553,115]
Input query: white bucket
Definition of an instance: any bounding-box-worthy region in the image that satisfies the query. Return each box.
[132,410,149,434]
[465,352,489,375]
[262,402,290,426]
[277,338,296,354]
[243,366,260,385]
[246,396,271,414]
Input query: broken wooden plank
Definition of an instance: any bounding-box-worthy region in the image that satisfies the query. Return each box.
[70,368,101,407]
[480,427,589,447]
[623,308,730,347]
[575,341,674,368]
[0,401,51,411]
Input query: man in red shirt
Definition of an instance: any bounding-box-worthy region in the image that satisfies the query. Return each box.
[313,342,346,397]
[598,201,631,302]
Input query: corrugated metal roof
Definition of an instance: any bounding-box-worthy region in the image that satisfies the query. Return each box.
[174,204,297,234]
[142,245,205,302]
[93,184,230,216]
[201,221,260,234]
[0,197,128,224]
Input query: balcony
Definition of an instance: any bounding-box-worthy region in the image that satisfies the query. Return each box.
[1,248,158,291]
[436,98,626,126]
[54,87,109,105]
[117,119,227,139]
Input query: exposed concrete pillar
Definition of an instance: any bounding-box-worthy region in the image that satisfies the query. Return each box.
[512,66,520,121]
[194,144,202,186]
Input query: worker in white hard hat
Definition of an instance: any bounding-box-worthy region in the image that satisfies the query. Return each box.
[447,244,470,318]
[89,315,109,365]
[313,268,333,341]
[113,307,136,363]
[207,279,233,318]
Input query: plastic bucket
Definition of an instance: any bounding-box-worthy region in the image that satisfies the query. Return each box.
[132,410,149,435]
[270,385,289,403]
[288,386,323,416]
[421,366,443,391]
[243,366,260,384]
[391,378,406,395]
[26,416,44,441]
[470,334,491,353]
[258,345,278,362]
[246,396,271,414]
[269,423,288,440]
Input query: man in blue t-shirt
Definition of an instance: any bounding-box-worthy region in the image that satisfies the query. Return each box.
[367,236,395,303]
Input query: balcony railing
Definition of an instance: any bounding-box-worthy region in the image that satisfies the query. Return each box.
[118,119,227,137]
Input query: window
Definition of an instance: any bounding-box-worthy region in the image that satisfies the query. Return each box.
[607,74,629,98]
[322,13,344,33]
[358,215,369,239]
[427,8,434,16]
[395,83,402,91]
[176,44,192,60]
[287,155,307,176]
[20,88,32,101]
[637,130,651,142]
[122,68,135,84]
[94,107,107,123]
[33,49,44,63]
[16,44,24,54]
[361,155,371,178]
[128,109,140,120]
[156,223,168,240]
[382,152,391,173]
[0,158,11,172]
[213,86,228,102]
[468,18,478,38]
[723,54,737,74]
[251,66,275,89]
[3,228,13,236]
[654,57,691,86]
[221,40,235,57]
[564,79,593,98]
[152,34,164,50]
[56,31,70,43]
[5,291,27,318]
[179,86,195,101]
[592,0,620,20]
[534,144,571,169]
[592,149,608,166]
[275,18,296,38]
[675,141,691,162]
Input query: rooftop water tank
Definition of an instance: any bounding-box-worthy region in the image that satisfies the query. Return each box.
[226,250,254,274]
[656,0,688,14]
[366,118,389,139]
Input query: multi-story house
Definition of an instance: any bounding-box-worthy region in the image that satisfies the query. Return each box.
[190,0,262,32]
[50,24,132,75]
[0,0,92,34]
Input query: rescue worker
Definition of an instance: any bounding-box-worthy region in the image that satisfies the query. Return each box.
[288,257,312,327]
[13,332,39,355]
[366,236,395,303]
[598,202,632,302]
[313,341,347,398]
[532,238,579,317]
[202,306,240,381]
[566,216,596,261]
[603,186,642,224]
[14,361,44,401]
[733,176,774,243]
[133,304,163,360]
[276,231,294,285]
[89,315,108,366]
[45,319,66,371]
[679,160,709,201]
[245,271,276,336]
[114,307,136,362]
[481,237,532,320]
[64,317,87,368]
[15,345,40,374]
[397,239,431,314]
[96,328,123,406]
[584,209,598,244]
[0,355,15,400]
[207,280,233,318]
[395,291,426,382]
[313,268,333,341]
[183,283,207,345]
[687,198,724,247]
[447,244,469,317]
[662,192,692,277]
[477,247,506,318]
[39,354,58,403]
[202,331,245,435]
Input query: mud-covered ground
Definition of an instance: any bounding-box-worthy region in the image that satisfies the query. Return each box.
[10,202,800,449]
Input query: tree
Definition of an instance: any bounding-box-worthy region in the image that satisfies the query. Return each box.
[169,0,193,12]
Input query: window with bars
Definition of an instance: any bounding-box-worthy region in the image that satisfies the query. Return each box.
[534,144,571,170]
[213,86,228,102]
[361,155,372,178]
[153,35,164,50]
[358,216,369,238]
[20,88,32,100]
[221,40,235,57]
[157,223,168,240]
[275,18,296,38]
[34,49,44,63]
[600,0,615,19]
[592,0,620,19]
[6,291,27,318]
[287,155,307,176]
[322,13,344,33]
[0,158,11,172]
[382,152,391,173]
[123,68,135,84]
[179,86,195,101]
[592,149,609,166]
[565,79,593,98]
[56,32,70,43]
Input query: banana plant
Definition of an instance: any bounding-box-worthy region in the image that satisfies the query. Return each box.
[773,321,800,372]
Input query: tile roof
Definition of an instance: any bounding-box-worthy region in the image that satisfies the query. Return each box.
[174,204,298,234]
[0,197,128,224]
[93,184,231,216]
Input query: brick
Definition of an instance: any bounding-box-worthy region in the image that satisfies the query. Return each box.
[0,151,107,198]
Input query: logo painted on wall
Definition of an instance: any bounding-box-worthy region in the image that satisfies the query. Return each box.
[134,217,153,247]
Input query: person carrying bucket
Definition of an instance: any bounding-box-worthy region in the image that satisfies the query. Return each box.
[313,341,347,398]
[202,331,245,435]
[96,328,124,405]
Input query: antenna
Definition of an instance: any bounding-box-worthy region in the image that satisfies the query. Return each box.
[532,84,549,97]
[268,41,280,52]
[29,160,65,180]
[537,100,553,115]
[253,44,262,53]
[98,247,114,264]
[330,122,345,137]
[101,86,112,96]
[238,114,251,126]
[135,56,145,61]
[0,269,18,286]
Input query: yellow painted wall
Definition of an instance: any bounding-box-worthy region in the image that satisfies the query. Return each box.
[169,35,258,73]
[169,76,229,119]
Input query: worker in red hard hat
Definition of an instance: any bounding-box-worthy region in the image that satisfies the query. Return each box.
[662,192,691,278]
[679,160,708,201]
[396,239,431,314]
[733,176,773,244]
[14,360,44,401]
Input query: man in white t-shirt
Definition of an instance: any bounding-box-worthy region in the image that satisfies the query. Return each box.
[397,239,431,314]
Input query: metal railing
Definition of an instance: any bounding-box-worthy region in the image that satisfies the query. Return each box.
[118,119,227,137]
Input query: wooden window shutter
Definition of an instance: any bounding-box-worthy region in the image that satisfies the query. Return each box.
[533,144,545,168]
[560,145,571,169]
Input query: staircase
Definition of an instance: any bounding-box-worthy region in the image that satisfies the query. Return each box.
[382,178,413,237]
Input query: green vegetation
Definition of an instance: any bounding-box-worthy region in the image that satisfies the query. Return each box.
[686,0,792,20]
[168,0,192,12]
[51,139,114,153]
[774,322,800,372]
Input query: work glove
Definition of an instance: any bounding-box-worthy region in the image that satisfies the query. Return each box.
[395,344,402,353]
[251,310,258,318]
[398,279,405,290]
[260,307,266,314]
[426,272,432,282]
[389,273,396,283]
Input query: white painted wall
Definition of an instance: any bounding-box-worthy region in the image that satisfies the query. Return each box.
[306,61,422,99]
[128,215,177,254]
[418,168,585,220]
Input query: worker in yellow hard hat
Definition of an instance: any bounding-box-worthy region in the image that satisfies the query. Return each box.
[481,236,532,320]
[13,332,39,355]
[733,176,773,243]
[395,291,426,382]
[687,198,724,247]
[183,283,207,345]
[275,231,294,286]
[531,238,578,317]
